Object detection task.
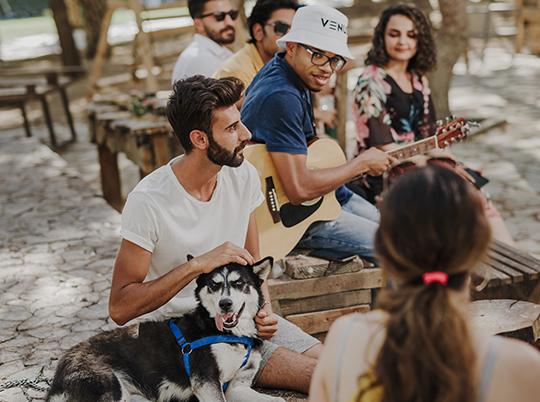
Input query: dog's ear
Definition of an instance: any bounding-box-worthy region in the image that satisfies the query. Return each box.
[187,254,194,261]
[251,257,273,281]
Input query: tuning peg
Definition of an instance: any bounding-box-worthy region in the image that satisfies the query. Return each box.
[436,120,443,127]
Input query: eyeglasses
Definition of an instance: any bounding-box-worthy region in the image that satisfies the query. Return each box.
[300,44,346,71]
[198,9,239,22]
[265,21,291,37]
[385,156,457,189]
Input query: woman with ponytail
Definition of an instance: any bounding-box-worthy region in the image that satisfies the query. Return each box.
[309,165,540,402]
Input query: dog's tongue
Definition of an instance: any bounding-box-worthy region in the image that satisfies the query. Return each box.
[215,312,235,332]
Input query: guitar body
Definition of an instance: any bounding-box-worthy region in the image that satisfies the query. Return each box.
[245,118,470,260]
[244,138,346,260]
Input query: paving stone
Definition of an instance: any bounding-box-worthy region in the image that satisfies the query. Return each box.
[59,331,100,350]
[0,388,29,402]
[76,304,109,321]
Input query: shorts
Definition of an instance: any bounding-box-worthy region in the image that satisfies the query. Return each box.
[258,315,320,374]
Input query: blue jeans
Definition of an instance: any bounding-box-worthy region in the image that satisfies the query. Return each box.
[297,193,379,260]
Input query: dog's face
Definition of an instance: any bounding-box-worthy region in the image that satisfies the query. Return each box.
[194,257,272,335]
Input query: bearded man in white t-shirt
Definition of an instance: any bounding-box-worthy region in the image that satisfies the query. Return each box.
[109,76,321,394]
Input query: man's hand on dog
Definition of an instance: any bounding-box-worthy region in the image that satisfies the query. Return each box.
[191,242,255,274]
[256,303,278,339]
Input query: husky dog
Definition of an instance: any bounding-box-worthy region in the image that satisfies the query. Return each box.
[46,257,284,402]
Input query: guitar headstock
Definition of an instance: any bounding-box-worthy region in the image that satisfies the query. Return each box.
[435,117,472,149]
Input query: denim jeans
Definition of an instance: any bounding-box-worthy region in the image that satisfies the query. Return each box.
[296,193,379,260]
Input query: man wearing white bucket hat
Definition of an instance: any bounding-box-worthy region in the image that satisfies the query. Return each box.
[242,5,394,261]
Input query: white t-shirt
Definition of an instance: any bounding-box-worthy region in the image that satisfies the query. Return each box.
[171,34,233,84]
[120,156,264,317]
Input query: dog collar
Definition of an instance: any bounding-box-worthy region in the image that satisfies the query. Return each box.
[167,319,254,392]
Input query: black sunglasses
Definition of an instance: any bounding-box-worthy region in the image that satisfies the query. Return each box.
[265,20,291,37]
[300,44,346,71]
[198,9,239,22]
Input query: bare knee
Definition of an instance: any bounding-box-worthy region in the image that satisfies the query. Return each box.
[256,347,317,394]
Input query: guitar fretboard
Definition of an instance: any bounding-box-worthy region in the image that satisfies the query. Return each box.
[388,137,438,160]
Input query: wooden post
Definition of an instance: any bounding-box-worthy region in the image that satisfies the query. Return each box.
[88,3,117,94]
[97,143,123,211]
[151,134,173,167]
[129,0,159,92]
[50,0,81,67]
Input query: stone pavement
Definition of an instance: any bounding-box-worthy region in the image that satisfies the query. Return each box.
[0,133,121,401]
[0,49,539,401]
[450,49,540,256]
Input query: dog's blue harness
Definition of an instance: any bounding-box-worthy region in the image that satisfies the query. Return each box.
[167,319,254,392]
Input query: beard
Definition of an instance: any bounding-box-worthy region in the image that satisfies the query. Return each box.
[207,135,246,167]
[205,25,236,45]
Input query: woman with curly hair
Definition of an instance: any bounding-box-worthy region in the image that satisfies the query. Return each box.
[348,4,514,245]
[309,165,540,402]
[349,4,437,201]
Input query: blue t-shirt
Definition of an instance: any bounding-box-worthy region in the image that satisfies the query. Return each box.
[241,53,352,205]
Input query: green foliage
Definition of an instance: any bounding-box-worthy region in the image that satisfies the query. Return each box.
[0,0,49,19]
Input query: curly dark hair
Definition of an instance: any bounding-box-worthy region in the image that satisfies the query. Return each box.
[167,76,244,153]
[365,3,436,75]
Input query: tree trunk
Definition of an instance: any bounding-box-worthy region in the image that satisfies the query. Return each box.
[78,0,107,59]
[50,0,81,66]
[428,0,468,118]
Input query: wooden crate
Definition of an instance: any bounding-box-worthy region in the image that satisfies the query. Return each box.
[268,267,383,340]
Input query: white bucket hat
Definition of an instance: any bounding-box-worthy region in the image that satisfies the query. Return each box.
[276,5,353,59]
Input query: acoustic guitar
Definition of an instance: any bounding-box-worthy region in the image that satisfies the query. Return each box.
[245,118,471,260]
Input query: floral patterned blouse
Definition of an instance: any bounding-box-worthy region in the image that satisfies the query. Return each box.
[353,65,436,156]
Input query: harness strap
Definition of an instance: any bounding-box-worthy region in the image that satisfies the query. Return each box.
[167,319,254,391]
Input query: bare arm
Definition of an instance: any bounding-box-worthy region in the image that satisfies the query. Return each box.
[109,239,255,326]
[270,148,393,204]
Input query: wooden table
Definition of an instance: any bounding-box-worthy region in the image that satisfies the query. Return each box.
[0,66,83,147]
[89,96,181,211]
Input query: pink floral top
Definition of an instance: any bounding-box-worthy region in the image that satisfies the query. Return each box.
[353,65,436,156]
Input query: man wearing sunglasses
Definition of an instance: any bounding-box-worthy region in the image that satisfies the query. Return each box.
[241,5,395,261]
[172,0,238,83]
[214,0,300,90]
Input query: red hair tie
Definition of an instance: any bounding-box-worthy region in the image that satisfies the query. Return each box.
[422,271,448,286]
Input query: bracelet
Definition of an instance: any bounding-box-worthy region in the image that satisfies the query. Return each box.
[259,300,270,309]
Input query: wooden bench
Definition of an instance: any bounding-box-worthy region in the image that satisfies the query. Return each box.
[473,240,540,301]
[269,240,540,339]
[89,95,181,210]
[268,264,383,340]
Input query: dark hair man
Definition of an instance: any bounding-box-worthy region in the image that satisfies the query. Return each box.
[241,5,395,261]
[172,0,238,83]
[214,0,300,89]
[110,76,321,396]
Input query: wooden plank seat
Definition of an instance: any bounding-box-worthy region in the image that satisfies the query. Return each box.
[473,240,540,300]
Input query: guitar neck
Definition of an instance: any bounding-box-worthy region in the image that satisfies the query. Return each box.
[387,136,438,160]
